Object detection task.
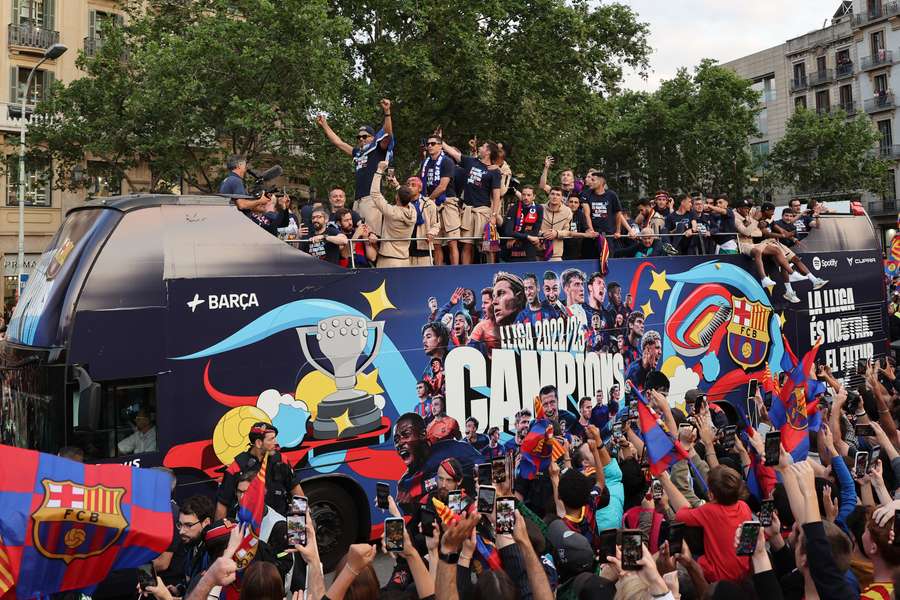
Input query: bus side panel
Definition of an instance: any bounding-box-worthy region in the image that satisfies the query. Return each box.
[157,249,887,529]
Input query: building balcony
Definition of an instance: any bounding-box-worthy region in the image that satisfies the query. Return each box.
[880,144,900,159]
[836,62,855,79]
[868,197,898,214]
[865,92,896,113]
[853,1,900,27]
[834,100,857,115]
[861,50,894,71]
[808,69,834,86]
[790,76,808,93]
[7,23,59,52]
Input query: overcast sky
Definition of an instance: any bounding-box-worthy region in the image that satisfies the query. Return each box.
[620,0,843,91]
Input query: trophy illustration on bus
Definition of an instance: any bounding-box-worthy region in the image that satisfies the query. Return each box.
[296,316,385,439]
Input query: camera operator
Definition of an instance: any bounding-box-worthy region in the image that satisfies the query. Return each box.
[219,155,250,195]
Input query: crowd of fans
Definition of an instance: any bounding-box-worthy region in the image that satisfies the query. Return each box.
[219,100,833,288]
[99,351,900,600]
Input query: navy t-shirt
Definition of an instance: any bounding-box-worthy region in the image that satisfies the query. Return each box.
[421,154,457,200]
[665,211,691,234]
[304,223,342,264]
[795,215,812,239]
[774,219,797,246]
[219,172,247,195]
[584,189,621,234]
[716,208,737,244]
[460,156,500,208]
[352,138,390,200]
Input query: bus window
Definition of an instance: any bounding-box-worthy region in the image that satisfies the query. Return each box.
[69,377,157,459]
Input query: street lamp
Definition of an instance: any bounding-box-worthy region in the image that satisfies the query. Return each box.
[17,42,66,283]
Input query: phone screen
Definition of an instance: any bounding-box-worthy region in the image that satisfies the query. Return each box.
[858,358,868,376]
[855,451,870,479]
[598,528,618,563]
[287,495,308,547]
[137,563,157,591]
[384,517,405,552]
[747,379,759,399]
[477,486,497,514]
[667,522,685,551]
[477,463,493,487]
[376,482,390,510]
[855,424,876,438]
[759,500,775,527]
[448,490,463,514]
[629,401,638,419]
[736,521,761,556]
[871,445,882,472]
[492,458,507,483]
[420,507,436,538]
[651,479,663,500]
[612,422,623,441]
[721,425,736,450]
[764,431,781,466]
[620,530,643,570]
[496,497,516,534]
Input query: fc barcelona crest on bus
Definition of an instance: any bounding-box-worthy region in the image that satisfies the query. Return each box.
[32,480,127,564]
[726,296,772,369]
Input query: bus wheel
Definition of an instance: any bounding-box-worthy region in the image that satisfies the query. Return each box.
[306,481,359,571]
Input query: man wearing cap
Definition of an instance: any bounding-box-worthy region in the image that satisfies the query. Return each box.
[214,421,303,520]
[316,99,394,234]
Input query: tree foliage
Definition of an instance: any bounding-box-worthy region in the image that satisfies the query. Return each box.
[571,60,761,201]
[29,0,651,194]
[767,108,890,196]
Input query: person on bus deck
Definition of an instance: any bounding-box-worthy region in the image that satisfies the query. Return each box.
[501,184,543,262]
[420,133,459,265]
[463,417,489,452]
[316,99,393,232]
[614,226,665,258]
[302,206,347,264]
[118,409,158,455]
[218,155,250,196]
[405,175,439,267]
[214,422,303,520]
[367,162,416,268]
[772,207,801,248]
[734,198,827,303]
[632,196,667,235]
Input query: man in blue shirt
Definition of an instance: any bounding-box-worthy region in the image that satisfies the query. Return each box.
[316,99,394,236]
[218,154,249,195]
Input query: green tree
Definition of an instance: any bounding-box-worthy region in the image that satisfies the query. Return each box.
[768,108,890,195]
[575,60,761,202]
[29,0,351,192]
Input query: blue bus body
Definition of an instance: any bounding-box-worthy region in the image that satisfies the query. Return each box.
[0,195,889,564]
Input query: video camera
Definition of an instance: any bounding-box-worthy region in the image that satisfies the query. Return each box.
[247,165,283,198]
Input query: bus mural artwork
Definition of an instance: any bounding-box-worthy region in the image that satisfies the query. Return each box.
[162,257,806,491]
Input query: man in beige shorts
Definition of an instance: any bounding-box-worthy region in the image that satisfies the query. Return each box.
[440,139,502,264]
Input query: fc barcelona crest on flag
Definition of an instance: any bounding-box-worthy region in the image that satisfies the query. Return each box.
[726,296,771,369]
[32,480,127,564]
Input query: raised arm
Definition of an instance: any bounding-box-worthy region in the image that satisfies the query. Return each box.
[316,114,354,156]
[658,470,691,513]
[538,156,553,194]
[379,99,393,147]
[441,141,463,163]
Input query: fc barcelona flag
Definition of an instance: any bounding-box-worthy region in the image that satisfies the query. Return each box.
[0,445,173,598]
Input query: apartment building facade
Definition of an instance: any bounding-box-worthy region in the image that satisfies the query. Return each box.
[0,0,146,311]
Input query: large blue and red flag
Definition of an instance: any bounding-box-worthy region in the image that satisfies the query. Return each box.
[0,444,173,599]
[516,419,565,481]
[633,387,691,477]
[220,453,269,599]
[769,337,825,461]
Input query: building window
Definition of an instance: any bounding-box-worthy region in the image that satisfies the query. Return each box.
[12,0,54,29]
[815,89,830,113]
[816,55,827,73]
[839,84,853,108]
[876,73,889,94]
[878,120,893,153]
[872,30,886,57]
[87,161,122,198]
[8,66,53,109]
[887,169,897,201]
[750,141,770,164]
[751,75,776,104]
[6,156,51,207]
[795,95,807,109]
[754,107,768,136]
